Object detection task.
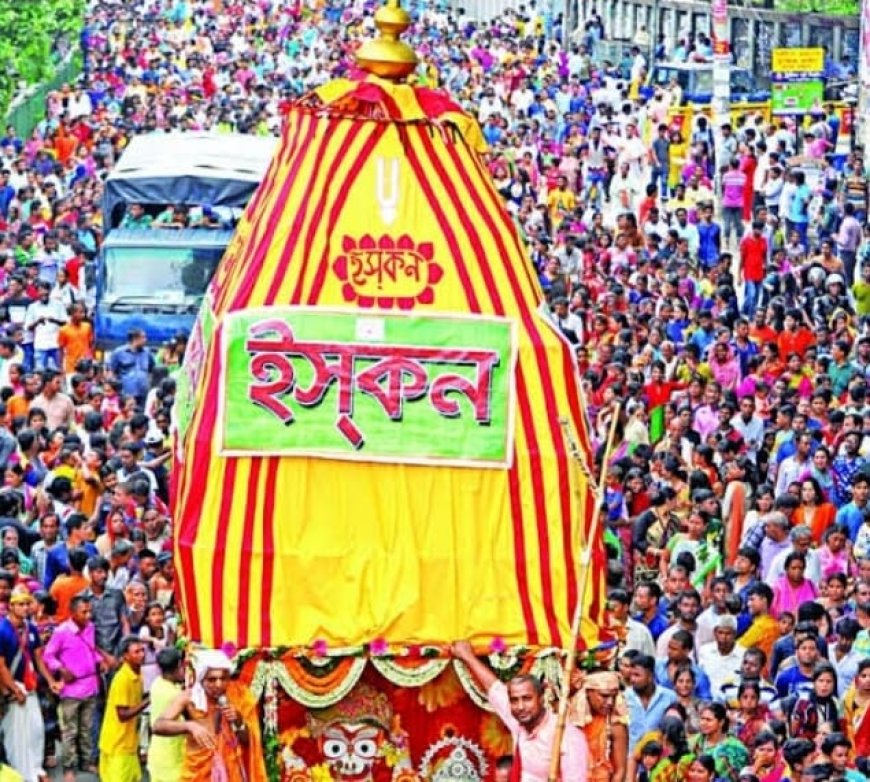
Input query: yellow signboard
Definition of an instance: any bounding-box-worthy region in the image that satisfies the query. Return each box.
[771,47,824,75]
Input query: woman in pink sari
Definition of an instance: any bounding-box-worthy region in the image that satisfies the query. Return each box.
[771,552,818,618]
[740,145,757,222]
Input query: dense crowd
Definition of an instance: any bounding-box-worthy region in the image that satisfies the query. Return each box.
[0,0,866,780]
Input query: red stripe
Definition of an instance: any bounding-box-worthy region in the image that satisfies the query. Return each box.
[226,112,319,312]
[260,459,279,647]
[289,119,374,304]
[587,499,605,649]
[465,148,592,614]
[262,115,358,306]
[469,148,593,464]
[209,457,238,648]
[306,123,388,304]
[465,141,595,475]
[401,128,543,641]
[214,116,307,314]
[397,127,480,313]
[507,441,538,645]
[174,350,223,643]
[218,127,299,306]
[515,365,561,644]
[235,457,262,648]
[414,129,565,643]
[439,138,579,636]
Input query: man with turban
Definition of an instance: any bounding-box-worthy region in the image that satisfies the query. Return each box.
[153,649,267,782]
[568,670,628,782]
[0,587,57,782]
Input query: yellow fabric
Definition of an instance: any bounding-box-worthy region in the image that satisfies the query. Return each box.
[176,103,600,650]
[0,766,23,782]
[99,753,142,782]
[312,76,487,152]
[739,615,781,665]
[148,677,184,782]
[99,663,143,756]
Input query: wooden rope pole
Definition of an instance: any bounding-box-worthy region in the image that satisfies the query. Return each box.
[547,403,621,782]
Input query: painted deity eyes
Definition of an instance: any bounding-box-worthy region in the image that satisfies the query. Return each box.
[353,739,378,759]
[323,739,348,759]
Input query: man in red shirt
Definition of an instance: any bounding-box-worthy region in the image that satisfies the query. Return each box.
[739,220,767,317]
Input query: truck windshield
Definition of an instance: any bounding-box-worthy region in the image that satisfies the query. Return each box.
[104,245,224,303]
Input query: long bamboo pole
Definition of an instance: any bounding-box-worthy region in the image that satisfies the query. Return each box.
[547,403,621,782]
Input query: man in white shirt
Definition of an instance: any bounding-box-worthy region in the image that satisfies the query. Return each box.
[774,431,813,498]
[551,298,584,345]
[731,395,765,461]
[23,281,67,371]
[699,614,746,700]
[695,577,736,648]
[610,589,655,655]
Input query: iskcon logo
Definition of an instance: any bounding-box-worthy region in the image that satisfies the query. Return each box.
[332,234,444,309]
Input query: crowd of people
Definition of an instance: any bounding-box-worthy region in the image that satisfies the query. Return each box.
[0,0,866,780]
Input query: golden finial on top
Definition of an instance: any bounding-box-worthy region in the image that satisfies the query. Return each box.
[355,0,419,80]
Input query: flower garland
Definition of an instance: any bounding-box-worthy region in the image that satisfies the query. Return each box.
[283,656,367,700]
[370,656,450,687]
[451,660,494,713]
[252,658,367,709]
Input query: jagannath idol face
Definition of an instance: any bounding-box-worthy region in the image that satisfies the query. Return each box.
[319,722,385,782]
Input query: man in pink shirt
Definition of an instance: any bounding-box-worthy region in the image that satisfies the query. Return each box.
[452,641,588,782]
[43,594,108,782]
[721,158,747,248]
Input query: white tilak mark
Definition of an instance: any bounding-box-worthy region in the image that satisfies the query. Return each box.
[376,157,399,226]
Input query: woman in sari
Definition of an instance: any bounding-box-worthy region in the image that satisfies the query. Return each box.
[569,670,628,782]
[0,526,33,576]
[633,715,695,782]
[722,457,753,565]
[691,703,750,782]
[783,663,842,742]
[818,524,856,580]
[729,681,772,750]
[632,486,680,585]
[672,666,703,735]
[771,553,818,619]
[663,511,721,592]
[793,477,836,545]
[843,659,870,758]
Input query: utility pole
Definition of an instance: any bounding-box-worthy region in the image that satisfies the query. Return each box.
[711,0,731,175]
[860,0,870,152]
[650,0,660,65]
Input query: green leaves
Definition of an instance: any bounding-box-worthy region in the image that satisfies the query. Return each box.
[0,0,86,117]
[774,0,857,12]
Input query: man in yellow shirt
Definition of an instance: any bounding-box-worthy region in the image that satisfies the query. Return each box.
[99,636,150,781]
[737,583,780,671]
[547,175,576,229]
[148,647,186,782]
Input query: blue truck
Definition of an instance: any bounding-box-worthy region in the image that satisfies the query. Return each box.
[97,132,277,347]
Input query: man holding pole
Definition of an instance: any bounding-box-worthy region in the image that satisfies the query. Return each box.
[451,641,588,782]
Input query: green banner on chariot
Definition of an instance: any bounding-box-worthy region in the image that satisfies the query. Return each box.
[219,308,517,467]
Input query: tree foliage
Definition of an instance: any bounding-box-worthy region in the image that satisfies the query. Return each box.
[0,0,86,116]
[774,0,857,13]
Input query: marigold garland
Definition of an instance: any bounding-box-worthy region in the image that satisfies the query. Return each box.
[370,657,449,687]
[451,660,494,713]
[284,656,365,695]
